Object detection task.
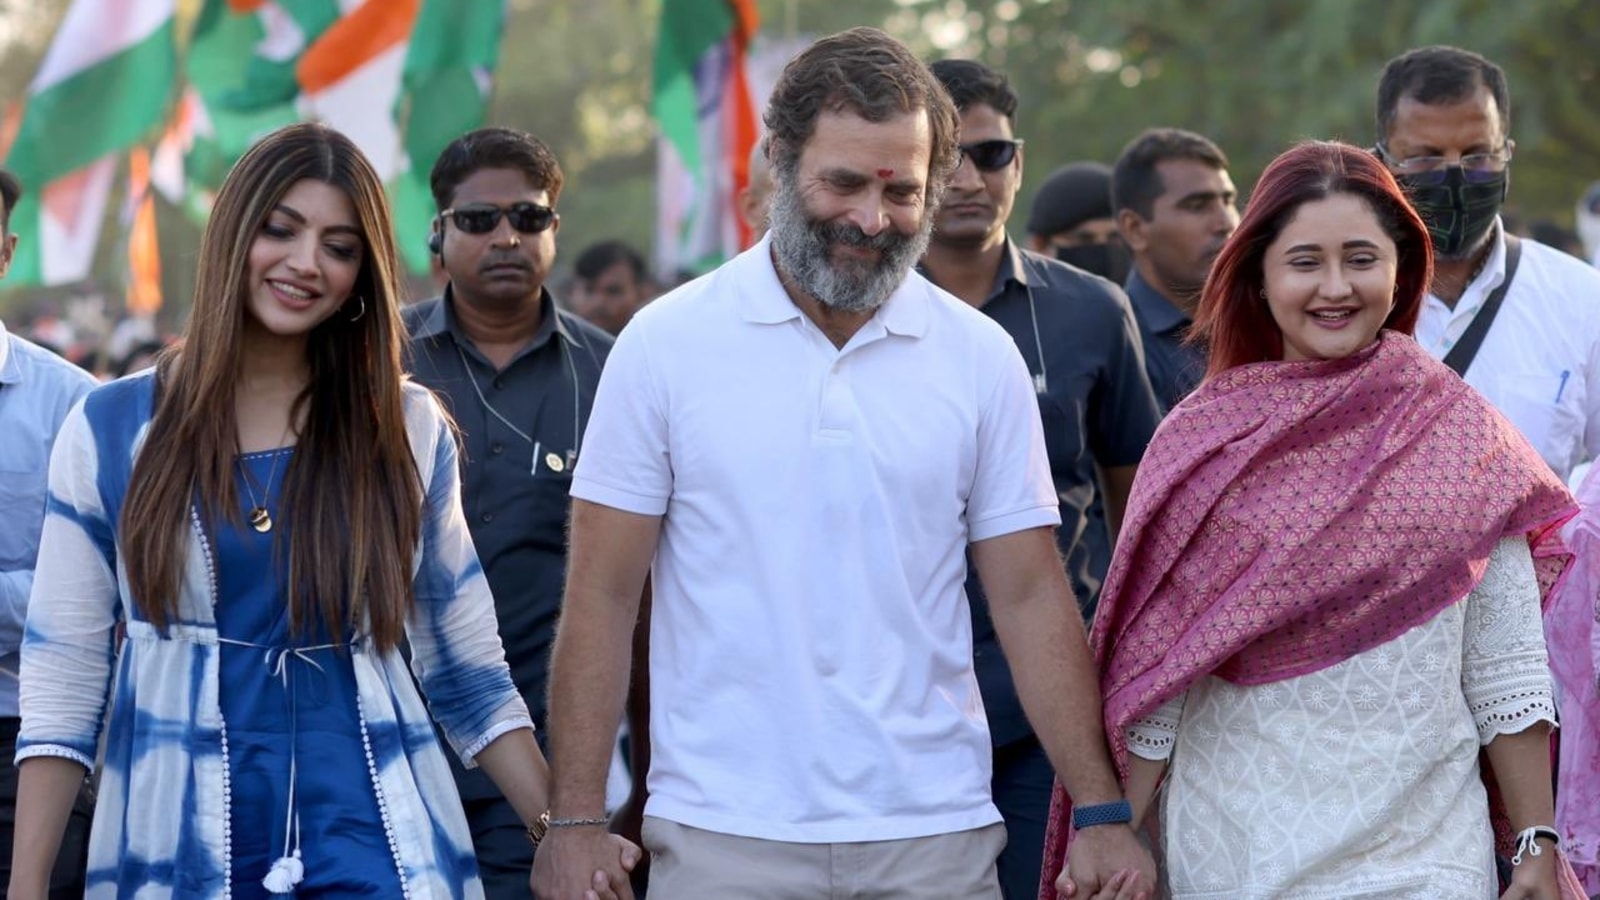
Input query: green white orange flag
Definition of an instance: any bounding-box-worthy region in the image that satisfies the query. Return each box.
[3,0,178,285]
[178,0,505,274]
[654,0,760,279]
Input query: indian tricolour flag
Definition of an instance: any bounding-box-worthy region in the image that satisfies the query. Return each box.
[3,0,177,286]
[179,0,506,274]
[654,0,760,280]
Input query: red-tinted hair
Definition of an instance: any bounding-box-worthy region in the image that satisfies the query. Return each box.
[1193,140,1434,379]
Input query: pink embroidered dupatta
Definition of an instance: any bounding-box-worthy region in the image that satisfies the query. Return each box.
[1038,332,1576,897]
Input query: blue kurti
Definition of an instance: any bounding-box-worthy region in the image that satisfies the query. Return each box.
[217,449,403,897]
[17,374,532,899]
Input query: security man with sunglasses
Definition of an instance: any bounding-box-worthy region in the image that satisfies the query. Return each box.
[402,127,614,898]
[920,59,1162,900]
[1377,46,1600,481]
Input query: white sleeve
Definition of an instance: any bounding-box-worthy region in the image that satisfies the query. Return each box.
[1461,536,1557,744]
[17,400,118,769]
[1126,692,1188,762]
[966,340,1061,542]
[569,321,672,516]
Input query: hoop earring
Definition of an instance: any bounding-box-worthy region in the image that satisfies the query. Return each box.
[347,295,367,323]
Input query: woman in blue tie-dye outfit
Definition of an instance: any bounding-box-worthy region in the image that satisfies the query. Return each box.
[6,123,636,900]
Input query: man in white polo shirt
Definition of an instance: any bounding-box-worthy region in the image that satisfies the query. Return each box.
[532,26,1154,900]
[1377,45,1600,481]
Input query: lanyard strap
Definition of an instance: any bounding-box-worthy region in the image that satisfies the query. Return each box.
[1443,233,1522,377]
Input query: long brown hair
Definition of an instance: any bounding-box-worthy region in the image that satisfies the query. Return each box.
[122,122,422,653]
[1193,140,1433,379]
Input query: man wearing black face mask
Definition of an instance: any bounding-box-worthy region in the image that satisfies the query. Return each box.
[1025,162,1131,285]
[1378,46,1600,481]
[920,58,1161,900]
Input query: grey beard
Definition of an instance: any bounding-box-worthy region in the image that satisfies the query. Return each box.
[767,174,933,314]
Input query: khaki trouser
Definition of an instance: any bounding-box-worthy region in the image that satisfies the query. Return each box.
[642,816,1007,900]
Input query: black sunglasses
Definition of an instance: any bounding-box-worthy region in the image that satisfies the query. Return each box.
[959,139,1024,172]
[440,202,556,235]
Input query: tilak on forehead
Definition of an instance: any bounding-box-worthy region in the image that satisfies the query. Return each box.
[877,168,895,178]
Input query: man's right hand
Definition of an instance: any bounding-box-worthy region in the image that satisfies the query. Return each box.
[532,827,637,900]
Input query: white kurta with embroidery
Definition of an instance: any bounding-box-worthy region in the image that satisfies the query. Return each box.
[1127,537,1556,899]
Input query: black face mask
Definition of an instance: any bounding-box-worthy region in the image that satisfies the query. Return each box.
[1396,167,1507,260]
[1055,242,1132,285]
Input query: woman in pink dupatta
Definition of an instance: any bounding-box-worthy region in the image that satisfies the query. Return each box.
[1039,142,1584,900]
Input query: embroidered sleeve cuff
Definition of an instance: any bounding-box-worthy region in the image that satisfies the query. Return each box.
[1124,692,1186,761]
[1473,690,1558,745]
[14,743,95,770]
[459,716,535,768]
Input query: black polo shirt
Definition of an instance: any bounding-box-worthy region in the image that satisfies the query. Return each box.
[924,240,1162,746]
[403,287,611,774]
[1125,269,1206,413]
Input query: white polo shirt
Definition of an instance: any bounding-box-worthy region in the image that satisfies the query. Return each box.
[1415,222,1600,480]
[571,236,1059,843]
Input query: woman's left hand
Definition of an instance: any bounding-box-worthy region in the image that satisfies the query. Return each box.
[608,833,643,873]
[1500,846,1560,900]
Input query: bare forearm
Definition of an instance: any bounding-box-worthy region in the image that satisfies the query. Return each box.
[1124,753,1167,828]
[547,592,637,817]
[547,503,657,819]
[472,727,551,827]
[994,586,1121,802]
[8,757,87,894]
[1485,722,1556,830]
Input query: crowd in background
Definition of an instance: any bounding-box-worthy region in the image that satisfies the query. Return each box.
[3,22,1600,900]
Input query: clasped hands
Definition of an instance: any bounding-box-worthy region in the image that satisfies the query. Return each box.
[532,827,643,900]
[1056,823,1158,900]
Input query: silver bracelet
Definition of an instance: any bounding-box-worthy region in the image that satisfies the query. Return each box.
[547,815,610,829]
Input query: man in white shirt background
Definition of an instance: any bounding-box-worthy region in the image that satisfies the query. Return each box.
[1376,45,1600,482]
[0,167,98,899]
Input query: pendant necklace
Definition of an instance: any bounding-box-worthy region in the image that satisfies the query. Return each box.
[239,424,294,534]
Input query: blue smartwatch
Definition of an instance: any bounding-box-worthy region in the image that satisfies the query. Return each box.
[1071,799,1134,829]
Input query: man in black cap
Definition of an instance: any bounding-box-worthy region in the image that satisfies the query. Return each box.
[1025,162,1130,285]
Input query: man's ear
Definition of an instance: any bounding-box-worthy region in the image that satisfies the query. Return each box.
[1117,208,1149,254]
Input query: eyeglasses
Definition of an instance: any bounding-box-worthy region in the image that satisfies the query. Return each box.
[1376,142,1514,185]
[439,202,557,235]
[958,139,1024,172]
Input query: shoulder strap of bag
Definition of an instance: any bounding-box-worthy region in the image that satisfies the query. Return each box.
[1443,233,1523,377]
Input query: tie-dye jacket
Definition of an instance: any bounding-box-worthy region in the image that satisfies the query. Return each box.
[16,372,531,899]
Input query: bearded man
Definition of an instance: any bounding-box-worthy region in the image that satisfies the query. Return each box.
[532,25,1154,900]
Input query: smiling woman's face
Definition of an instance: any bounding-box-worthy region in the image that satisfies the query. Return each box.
[1262,192,1398,363]
[244,178,364,339]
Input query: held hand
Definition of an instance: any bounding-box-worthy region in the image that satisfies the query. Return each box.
[1057,824,1156,900]
[1083,868,1149,900]
[1499,847,1559,900]
[609,832,643,874]
[532,828,637,900]
[608,793,650,891]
